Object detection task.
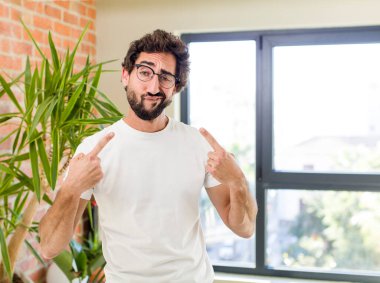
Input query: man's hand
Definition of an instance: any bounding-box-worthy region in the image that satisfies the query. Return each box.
[199,128,244,186]
[64,132,115,195]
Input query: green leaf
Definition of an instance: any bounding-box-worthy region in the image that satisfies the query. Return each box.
[61,80,85,123]
[28,96,53,140]
[24,57,31,107]
[0,128,18,146]
[43,96,58,126]
[53,250,75,281]
[21,19,46,60]
[42,193,53,206]
[29,141,41,201]
[88,65,102,100]
[92,88,122,115]
[0,74,23,113]
[51,129,59,190]
[0,164,15,176]
[89,253,105,274]
[37,137,51,187]
[0,182,26,197]
[64,117,120,126]
[25,239,47,267]
[48,31,60,71]
[87,202,94,231]
[1,152,30,163]
[75,251,88,275]
[0,228,13,282]
[25,69,39,123]
[70,22,90,65]
[14,191,29,216]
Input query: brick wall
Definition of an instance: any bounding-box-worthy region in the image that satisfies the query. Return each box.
[0,0,96,282]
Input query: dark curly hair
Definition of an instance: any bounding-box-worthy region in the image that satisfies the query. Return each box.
[122,29,190,93]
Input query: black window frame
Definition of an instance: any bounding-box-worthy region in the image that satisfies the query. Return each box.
[181,26,380,283]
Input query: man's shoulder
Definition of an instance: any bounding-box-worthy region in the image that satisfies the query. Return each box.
[171,118,200,136]
[170,118,209,147]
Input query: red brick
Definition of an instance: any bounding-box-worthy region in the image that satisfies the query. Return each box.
[64,11,78,25]
[71,28,82,39]
[0,21,12,36]
[1,39,10,53]
[86,32,96,45]
[40,46,51,58]
[0,100,11,115]
[0,3,9,17]
[80,43,91,54]
[35,2,44,14]
[34,16,52,30]
[55,1,70,9]
[24,0,38,11]
[78,3,87,15]
[62,39,76,50]
[10,23,22,38]
[87,7,96,19]
[54,22,71,37]
[12,41,32,56]
[10,0,21,5]
[88,20,95,30]
[45,4,61,20]
[76,55,88,67]
[24,29,46,45]
[0,55,22,71]
[79,18,95,30]
[79,17,87,28]
[10,7,21,21]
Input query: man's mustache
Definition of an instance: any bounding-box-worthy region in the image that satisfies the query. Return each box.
[143,92,166,99]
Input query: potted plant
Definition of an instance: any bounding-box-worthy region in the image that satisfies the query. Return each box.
[50,228,105,283]
[0,21,122,282]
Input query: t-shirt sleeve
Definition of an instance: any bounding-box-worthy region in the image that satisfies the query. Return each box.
[63,139,94,200]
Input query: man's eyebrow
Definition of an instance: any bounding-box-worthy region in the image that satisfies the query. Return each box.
[139,60,155,67]
[138,60,175,77]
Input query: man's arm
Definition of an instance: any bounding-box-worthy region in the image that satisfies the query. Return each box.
[39,132,114,259]
[39,191,88,259]
[206,181,257,238]
[200,128,258,238]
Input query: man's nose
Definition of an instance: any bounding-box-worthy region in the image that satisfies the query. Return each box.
[146,74,161,94]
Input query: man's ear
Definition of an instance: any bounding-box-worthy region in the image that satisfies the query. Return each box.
[121,68,130,88]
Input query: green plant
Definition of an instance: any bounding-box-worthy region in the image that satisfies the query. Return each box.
[0,21,122,282]
[54,229,105,283]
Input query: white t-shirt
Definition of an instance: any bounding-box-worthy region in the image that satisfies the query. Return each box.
[71,117,220,283]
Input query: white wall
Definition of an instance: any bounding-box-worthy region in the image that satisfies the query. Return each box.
[96,0,380,116]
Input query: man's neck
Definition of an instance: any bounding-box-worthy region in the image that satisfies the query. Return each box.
[123,111,169,133]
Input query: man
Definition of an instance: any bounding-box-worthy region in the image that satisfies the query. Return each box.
[39,29,257,283]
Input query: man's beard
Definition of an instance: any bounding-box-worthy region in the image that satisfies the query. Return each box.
[125,87,172,121]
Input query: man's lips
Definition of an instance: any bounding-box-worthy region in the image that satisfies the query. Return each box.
[144,96,162,101]
[143,94,164,101]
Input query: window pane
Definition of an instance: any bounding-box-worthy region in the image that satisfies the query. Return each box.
[267,189,380,274]
[188,41,256,267]
[273,44,380,173]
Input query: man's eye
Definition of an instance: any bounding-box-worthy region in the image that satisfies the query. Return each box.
[160,75,171,82]
[140,70,151,77]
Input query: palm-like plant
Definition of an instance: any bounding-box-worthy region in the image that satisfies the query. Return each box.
[0,21,122,282]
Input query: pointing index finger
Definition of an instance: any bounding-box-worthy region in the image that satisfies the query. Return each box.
[88,132,115,157]
[199,128,223,152]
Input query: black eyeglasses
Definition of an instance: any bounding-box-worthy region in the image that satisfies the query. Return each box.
[134,64,179,89]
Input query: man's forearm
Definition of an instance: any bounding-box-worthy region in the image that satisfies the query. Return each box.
[39,186,80,259]
[227,178,257,238]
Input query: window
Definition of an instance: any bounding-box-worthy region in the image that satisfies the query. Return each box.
[182,27,380,283]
